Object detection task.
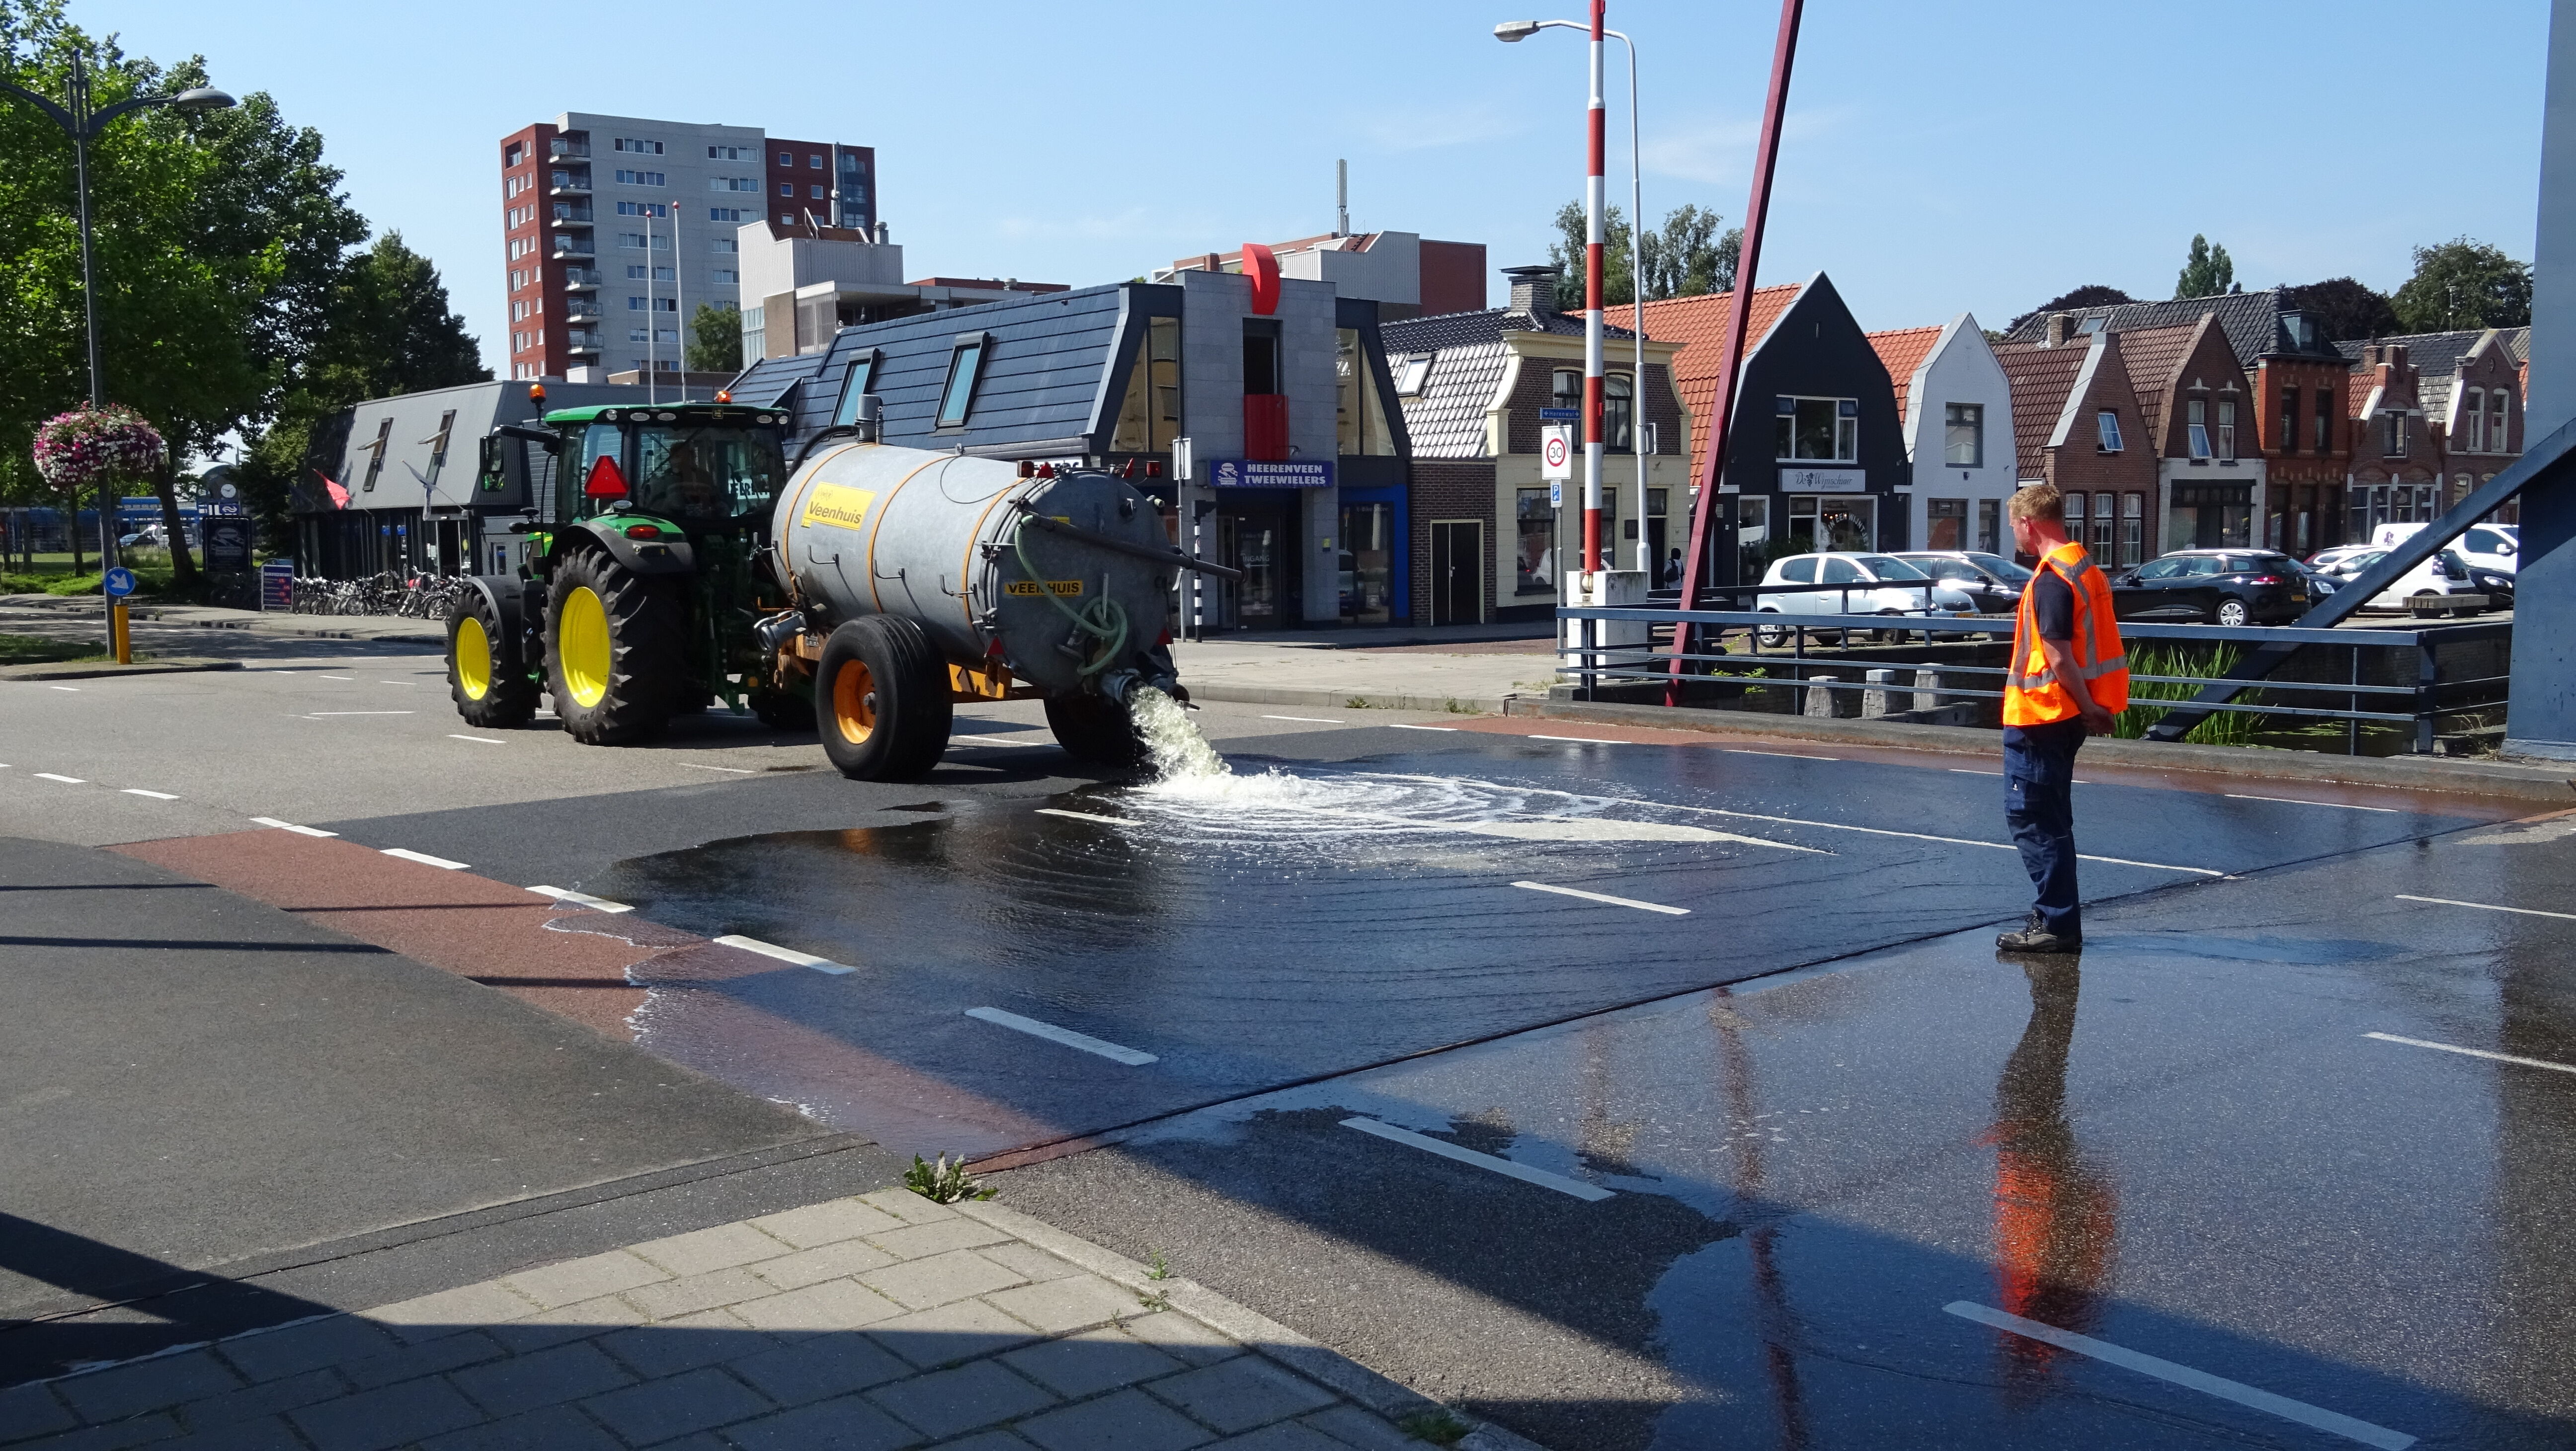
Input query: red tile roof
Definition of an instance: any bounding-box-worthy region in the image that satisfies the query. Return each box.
[1865,325,1944,426]
[1637,285,1804,474]
[2110,321,2202,446]
[1993,340,2093,480]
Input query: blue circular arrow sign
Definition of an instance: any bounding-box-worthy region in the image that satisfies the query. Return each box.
[102,567,137,598]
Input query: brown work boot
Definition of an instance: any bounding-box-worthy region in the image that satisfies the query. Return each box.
[1996,912,2081,954]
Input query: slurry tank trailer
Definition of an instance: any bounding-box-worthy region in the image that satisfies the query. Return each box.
[442,392,1236,779]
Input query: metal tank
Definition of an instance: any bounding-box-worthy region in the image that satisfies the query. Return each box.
[773,440,1200,700]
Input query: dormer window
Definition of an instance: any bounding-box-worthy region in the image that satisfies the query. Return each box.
[2187,399,2211,459]
[2382,412,2407,458]
[2462,388,2487,452]
[937,334,989,428]
[2095,409,2124,453]
[2217,399,2236,460]
[2490,390,2510,453]
[1393,354,1434,396]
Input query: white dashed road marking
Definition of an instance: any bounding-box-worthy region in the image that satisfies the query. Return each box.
[1943,1302,2414,1449]
[2395,893,2576,921]
[964,1007,1157,1066]
[121,789,180,800]
[32,773,84,784]
[1038,808,1143,826]
[449,734,505,745]
[1340,1117,1613,1202]
[714,934,857,975]
[1512,880,1690,915]
[1531,735,1625,744]
[381,847,469,870]
[1260,715,1345,724]
[1723,747,1837,761]
[48,686,79,693]
[2364,1031,2576,1075]
[2228,793,2400,813]
[1388,723,1458,731]
[250,818,337,837]
[527,886,635,914]
[672,762,756,774]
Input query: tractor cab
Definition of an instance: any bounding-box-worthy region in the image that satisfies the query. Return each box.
[544,402,790,539]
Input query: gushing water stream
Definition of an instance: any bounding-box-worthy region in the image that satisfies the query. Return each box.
[1127,687,1229,783]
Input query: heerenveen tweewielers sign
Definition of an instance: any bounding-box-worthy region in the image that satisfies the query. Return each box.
[1208,460,1334,488]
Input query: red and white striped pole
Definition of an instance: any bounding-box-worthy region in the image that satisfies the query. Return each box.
[1582,0,1607,575]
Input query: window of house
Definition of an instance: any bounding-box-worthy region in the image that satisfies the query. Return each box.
[1774,396,1858,461]
[937,335,988,428]
[1392,354,1434,396]
[505,143,524,166]
[612,138,663,155]
[1927,497,1968,550]
[1603,374,1634,452]
[2121,492,2145,565]
[2383,412,2406,457]
[1735,494,1772,579]
[708,145,752,161]
[777,213,793,226]
[1943,403,1983,467]
[2315,389,2334,451]
[2065,492,2087,543]
[1516,488,1557,594]
[1552,368,1581,420]
[710,238,737,254]
[808,154,824,168]
[2217,399,2237,459]
[2095,408,2124,452]
[615,201,665,217]
[778,151,794,165]
[2491,390,2510,452]
[806,184,822,200]
[711,268,738,285]
[2282,390,2299,455]
[2461,388,2486,452]
[709,207,744,223]
[778,183,795,197]
[2186,399,2212,458]
[832,349,880,427]
[1978,498,2002,554]
[361,417,392,492]
[613,169,665,186]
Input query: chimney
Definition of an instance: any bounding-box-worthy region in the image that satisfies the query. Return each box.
[2362,344,2383,368]
[1502,264,1562,321]
[2387,343,2410,370]
[2045,312,2074,347]
[874,221,890,244]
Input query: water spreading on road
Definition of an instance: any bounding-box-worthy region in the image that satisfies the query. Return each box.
[1128,686,1228,783]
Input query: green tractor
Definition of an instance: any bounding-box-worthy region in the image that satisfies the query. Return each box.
[445,394,802,743]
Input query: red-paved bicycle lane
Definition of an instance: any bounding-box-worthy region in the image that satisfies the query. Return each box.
[107,828,1064,1153]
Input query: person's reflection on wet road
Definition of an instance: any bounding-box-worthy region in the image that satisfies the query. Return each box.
[1989,954,2118,1406]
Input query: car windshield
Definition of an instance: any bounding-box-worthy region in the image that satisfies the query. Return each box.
[1966,552,2034,583]
[1857,554,1928,580]
[1906,557,1983,581]
[634,423,786,523]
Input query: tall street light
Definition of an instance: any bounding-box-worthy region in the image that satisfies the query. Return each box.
[1498,13,1646,575]
[0,51,234,572]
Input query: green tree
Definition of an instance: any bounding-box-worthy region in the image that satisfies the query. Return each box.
[2277,277,2398,342]
[1639,204,1739,300]
[688,302,742,373]
[2174,235,2234,298]
[2391,238,2532,332]
[2005,284,2136,334]
[1546,200,1635,309]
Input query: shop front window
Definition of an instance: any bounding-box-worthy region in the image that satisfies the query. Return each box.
[1734,494,1771,581]
[1339,501,1394,625]
[1786,495,1874,552]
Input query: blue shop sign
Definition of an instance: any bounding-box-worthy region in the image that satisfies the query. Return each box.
[1207,460,1334,489]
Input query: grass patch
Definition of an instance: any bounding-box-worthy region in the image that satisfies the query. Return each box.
[2115,644,2261,746]
[0,633,106,665]
[901,1152,993,1204]
[1346,696,1372,710]
[1397,1409,1473,1445]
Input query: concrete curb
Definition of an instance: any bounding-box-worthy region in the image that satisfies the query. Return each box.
[1505,696,2576,804]
[956,1199,1551,1451]
[1187,683,1511,716]
[0,657,244,682]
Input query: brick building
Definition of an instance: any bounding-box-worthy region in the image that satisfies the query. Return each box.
[1994,320,2159,565]
[2337,327,2526,527]
[2341,342,2446,540]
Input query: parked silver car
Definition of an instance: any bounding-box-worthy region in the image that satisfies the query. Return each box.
[1755,552,1979,645]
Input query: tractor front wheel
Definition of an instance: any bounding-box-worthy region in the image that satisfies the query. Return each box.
[448,587,537,728]
[546,549,681,744]
[816,616,952,780]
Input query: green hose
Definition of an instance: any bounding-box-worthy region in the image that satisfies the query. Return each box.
[1011,518,1129,677]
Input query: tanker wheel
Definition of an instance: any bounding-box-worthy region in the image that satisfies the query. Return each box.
[1045,693,1142,767]
[816,616,953,780]
[447,589,536,729]
[545,549,681,745]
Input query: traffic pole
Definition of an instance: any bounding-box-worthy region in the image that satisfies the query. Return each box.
[1582,0,1607,577]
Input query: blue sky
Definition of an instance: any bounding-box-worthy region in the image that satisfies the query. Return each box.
[68,0,2551,375]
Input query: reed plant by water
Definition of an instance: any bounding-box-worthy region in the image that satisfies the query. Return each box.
[2114,643,2261,746]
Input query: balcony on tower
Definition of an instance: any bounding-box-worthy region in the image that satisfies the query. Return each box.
[548,168,592,196]
[559,266,600,292]
[549,135,589,161]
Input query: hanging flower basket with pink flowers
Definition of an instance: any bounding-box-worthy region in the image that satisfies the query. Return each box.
[33,405,167,493]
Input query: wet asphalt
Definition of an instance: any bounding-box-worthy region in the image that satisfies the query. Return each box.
[7,654,2574,1446]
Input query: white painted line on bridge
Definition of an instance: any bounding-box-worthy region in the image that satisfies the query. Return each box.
[121,789,180,800]
[1261,715,1345,724]
[2364,1031,2576,1075]
[1038,807,1143,826]
[1942,1302,2414,1449]
[965,1006,1157,1065]
[1512,880,1690,915]
[528,886,635,914]
[2076,853,2227,878]
[672,762,756,774]
[250,818,337,837]
[1645,799,2224,876]
[31,773,84,784]
[1723,747,1838,761]
[1532,734,1625,744]
[2228,793,2400,813]
[2396,893,2576,921]
[1388,723,1458,731]
[955,735,1045,747]
[1340,1117,1613,1202]
[448,734,505,745]
[319,675,353,681]
[376,681,414,686]
[48,686,79,692]
[1950,768,2003,776]
[715,934,856,975]
[381,847,469,871]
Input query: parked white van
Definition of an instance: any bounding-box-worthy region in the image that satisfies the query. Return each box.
[2371,521,2520,574]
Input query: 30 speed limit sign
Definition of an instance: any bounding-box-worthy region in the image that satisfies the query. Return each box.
[1540,423,1572,480]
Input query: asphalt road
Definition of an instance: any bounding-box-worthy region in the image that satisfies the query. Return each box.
[5,637,2571,1448]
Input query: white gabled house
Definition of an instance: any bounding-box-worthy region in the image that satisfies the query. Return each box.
[1869,313,2018,557]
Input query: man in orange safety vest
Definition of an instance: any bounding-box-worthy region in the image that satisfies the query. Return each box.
[1996,485,2128,954]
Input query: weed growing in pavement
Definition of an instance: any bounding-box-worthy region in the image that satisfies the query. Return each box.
[903,1153,994,1204]
[1145,1250,1171,1280]
[1137,1289,1173,1313]
[1346,696,1372,709]
[1398,1409,1473,1445]
[1444,697,1476,714]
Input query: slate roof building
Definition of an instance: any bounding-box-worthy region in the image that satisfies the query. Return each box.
[1867,316,2016,558]
[1379,266,1690,622]
[729,266,1412,630]
[1638,273,1905,582]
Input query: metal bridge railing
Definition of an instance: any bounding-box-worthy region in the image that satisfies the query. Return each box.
[1553,605,2511,756]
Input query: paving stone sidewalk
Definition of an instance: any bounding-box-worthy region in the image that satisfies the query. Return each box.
[0,1193,1535,1451]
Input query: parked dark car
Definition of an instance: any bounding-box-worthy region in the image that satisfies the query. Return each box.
[1891,551,2030,615]
[2109,549,2314,626]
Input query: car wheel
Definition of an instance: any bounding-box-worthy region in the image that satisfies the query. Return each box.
[2213,598,2250,628]
[1756,613,1787,649]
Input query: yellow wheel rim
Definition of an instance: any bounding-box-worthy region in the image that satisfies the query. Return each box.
[559,586,611,709]
[455,615,491,701]
[832,658,877,744]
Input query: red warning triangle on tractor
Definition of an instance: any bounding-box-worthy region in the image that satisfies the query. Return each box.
[584,453,628,500]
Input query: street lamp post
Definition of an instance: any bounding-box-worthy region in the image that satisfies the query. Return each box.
[0,51,232,600]
[1497,14,1647,574]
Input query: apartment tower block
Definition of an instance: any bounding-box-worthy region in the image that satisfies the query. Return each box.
[499,112,876,381]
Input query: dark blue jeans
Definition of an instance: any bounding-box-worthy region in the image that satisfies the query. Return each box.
[2003,719,2087,938]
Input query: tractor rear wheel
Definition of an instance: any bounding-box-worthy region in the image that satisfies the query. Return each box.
[546,549,681,744]
[1045,693,1141,766]
[448,587,537,728]
[817,616,952,780]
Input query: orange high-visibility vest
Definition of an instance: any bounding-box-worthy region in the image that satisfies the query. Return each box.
[2004,541,2129,726]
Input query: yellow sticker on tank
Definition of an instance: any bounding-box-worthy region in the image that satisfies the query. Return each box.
[801,484,877,531]
[1005,579,1084,597]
